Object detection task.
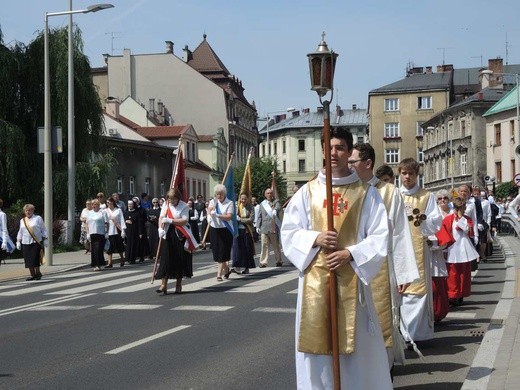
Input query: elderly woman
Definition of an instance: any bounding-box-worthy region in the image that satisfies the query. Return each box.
[208,184,234,281]
[86,198,109,271]
[16,204,48,281]
[155,188,189,295]
[105,196,126,268]
[232,193,256,274]
[429,189,451,322]
[79,199,92,254]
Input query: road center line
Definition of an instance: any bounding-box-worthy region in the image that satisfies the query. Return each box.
[105,325,191,355]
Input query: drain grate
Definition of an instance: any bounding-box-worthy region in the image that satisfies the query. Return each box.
[466,329,486,337]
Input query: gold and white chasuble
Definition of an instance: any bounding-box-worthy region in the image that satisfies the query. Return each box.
[298,178,367,355]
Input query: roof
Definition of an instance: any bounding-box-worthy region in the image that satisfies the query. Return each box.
[483,84,520,117]
[135,125,193,139]
[258,108,368,135]
[198,134,215,142]
[188,34,230,75]
[369,72,452,94]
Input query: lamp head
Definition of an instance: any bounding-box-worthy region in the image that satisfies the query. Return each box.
[307,32,338,98]
[86,3,114,13]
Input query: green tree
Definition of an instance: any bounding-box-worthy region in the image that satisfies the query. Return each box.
[234,156,287,202]
[495,181,518,199]
[0,25,105,217]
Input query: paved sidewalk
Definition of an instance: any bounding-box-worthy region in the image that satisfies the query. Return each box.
[0,250,91,282]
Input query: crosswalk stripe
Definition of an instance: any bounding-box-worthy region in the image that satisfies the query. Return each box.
[445,312,477,319]
[171,305,233,312]
[252,307,296,313]
[100,304,161,310]
[226,270,298,293]
[29,305,93,311]
[105,325,191,355]
[0,270,141,296]
[0,293,96,317]
[46,272,152,295]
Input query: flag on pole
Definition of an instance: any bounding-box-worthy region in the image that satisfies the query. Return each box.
[270,171,282,230]
[239,154,252,200]
[271,171,279,200]
[170,146,187,202]
[223,167,239,237]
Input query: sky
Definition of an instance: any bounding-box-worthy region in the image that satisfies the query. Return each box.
[2,0,520,118]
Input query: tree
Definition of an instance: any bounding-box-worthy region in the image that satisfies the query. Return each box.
[0,25,106,217]
[495,181,519,199]
[234,156,287,202]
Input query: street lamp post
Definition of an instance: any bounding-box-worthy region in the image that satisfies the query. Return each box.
[44,3,114,265]
[307,32,340,389]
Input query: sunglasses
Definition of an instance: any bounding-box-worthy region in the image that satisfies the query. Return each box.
[437,196,449,201]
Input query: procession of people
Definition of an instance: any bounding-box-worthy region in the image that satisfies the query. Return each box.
[0,128,506,390]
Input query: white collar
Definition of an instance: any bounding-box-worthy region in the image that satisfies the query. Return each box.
[400,183,420,195]
[317,169,359,186]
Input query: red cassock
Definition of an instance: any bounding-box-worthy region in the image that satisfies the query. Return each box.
[436,214,474,299]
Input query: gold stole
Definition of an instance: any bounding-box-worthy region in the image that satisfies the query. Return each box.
[371,182,395,347]
[299,178,367,355]
[402,188,431,296]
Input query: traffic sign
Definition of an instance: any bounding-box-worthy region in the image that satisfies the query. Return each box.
[514,173,520,187]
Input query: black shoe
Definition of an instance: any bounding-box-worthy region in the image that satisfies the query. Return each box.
[276,262,283,267]
[35,273,42,280]
[104,264,113,269]
[230,269,238,274]
[259,264,267,268]
[242,269,250,275]
[224,270,232,279]
[26,276,36,281]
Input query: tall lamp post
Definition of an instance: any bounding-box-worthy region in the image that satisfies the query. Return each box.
[45,3,114,265]
[307,32,340,389]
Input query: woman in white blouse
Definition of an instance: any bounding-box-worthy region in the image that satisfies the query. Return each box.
[105,197,126,268]
[86,199,108,271]
[207,184,234,281]
[79,199,92,254]
[16,204,48,281]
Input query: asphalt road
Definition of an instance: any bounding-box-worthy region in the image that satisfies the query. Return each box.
[0,243,507,389]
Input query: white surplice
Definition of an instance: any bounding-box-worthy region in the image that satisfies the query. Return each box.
[281,171,392,390]
[368,176,419,366]
[399,184,443,342]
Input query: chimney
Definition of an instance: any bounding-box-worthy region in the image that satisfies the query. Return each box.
[351,104,357,110]
[317,107,324,113]
[425,66,432,74]
[488,58,504,88]
[182,45,192,62]
[165,41,174,54]
[303,108,310,114]
[336,105,342,116]
[479,69,492,89]
[102,53,110,65]
[437,64,454,73]
[106,97,120,118]
[292,110,300,118]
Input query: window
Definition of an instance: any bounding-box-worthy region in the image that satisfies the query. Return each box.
[384,98,399,112]
[417,96,432,109]
[511,120,516,143]
[357,135,364,144]
[461,120,466,137]
[282,140,286,154]
[274,142,277,155]
[262,144,265,157]
[198,180,202,197]
[129,176,135,196]
[268,143,271,155]
[460,153,467,175]
[160,181,165,197]
[192,143,196,161]
[298,139,305,151]
[186,142,191,160]
[192,179,197,198]
[203,182,207,199]
[298,159,305,173]
[494,123,501,146]
[417,147,424,163]
[282,160,286,173]
[384,148,400,164]
[117,176,123,194]
[416,122,424,137]
[496,161,502,183]
[384,123,400,138]
[145,178,150,194]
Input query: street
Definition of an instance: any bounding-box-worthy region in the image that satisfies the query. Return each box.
[0,242,508,389]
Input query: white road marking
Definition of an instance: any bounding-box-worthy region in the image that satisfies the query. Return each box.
[252,307,296,313]
[227,270,298,293]
[171,305,233,312]
[99,304,161,310]
[29,305,93,311]
[105,325,191,355]
[0,293,96,317]
[0,270,141,296]
[46,272,152,295]
[445,312,477,319]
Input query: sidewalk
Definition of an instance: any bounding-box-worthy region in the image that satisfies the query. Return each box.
[0,250,90,282]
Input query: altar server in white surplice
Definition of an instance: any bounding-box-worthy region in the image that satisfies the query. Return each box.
[398,158,442,344]
[281,127,392,390]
